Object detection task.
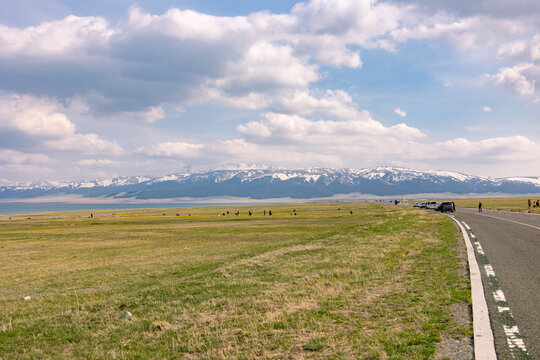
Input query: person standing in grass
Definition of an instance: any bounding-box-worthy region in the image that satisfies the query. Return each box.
[528,199,532,209]
[478,202,483,212]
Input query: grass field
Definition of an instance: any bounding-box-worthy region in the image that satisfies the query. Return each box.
[0,202,470,359]
[450,196,540,213]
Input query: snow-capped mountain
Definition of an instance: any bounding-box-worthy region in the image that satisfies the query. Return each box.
[1,167,539,200]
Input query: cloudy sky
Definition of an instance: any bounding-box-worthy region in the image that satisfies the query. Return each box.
[1,0,539,181]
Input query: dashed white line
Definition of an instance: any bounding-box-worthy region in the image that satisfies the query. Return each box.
[498,306,511,313]
[462,221,471,230]
[484,265,496,277]
[493,290,507,302]
[503,325,528,352]
[475,242,485,255]
[471,234,476,239]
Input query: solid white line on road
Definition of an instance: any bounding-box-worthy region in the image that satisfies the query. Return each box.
[462,221,471,230]
[493,290,507,302]
[448,215,496,360]
[484,265,496,277]
[474,213,540,231]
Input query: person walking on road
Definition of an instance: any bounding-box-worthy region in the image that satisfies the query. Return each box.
[478,202,483,212]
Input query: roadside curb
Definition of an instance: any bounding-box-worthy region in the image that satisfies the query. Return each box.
[448,215,497,360]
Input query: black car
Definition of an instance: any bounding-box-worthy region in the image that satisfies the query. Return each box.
[438,201,455,212]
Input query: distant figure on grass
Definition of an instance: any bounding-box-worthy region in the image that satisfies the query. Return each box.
[478,202,483,212]
[269,210,272,216]
[264,210,266,215]
[528,199,532,209]
[536,200,540,208]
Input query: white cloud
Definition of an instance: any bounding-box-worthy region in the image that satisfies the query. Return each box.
[0,94,75,137]
[1,0,536,119]
[0,163,55,178]
[427,136,540,162]
[0,149,54,164]
[391,15,528,50]
[394,107,407,117]
[136,142,205,158]
[0,94,125,155]
[491,63,536,96]
[77,159,122,166]
[481,106,492,112]
[0,15,112,57]
[267,89,358,118]
[212,42,320,96]
[237,112,425,145]
[44,133,124,155]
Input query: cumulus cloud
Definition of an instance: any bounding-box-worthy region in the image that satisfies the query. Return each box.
[237,112,425,146]
[0,1,418,117]
[394,108,407,117]
[136,142,205,158]
[0,0,537,117]
[211,42,320,96]
[0,149,54,164]
[0,94,124,155]
[44,133,124,155]
[428,136,540,162]
[491,64,536,96]
[0,15,112,57]
[136,138,342,168]
[391,15,528,50]
[269,89,358,118]
[0,94,75,137]
[1,1,539,179]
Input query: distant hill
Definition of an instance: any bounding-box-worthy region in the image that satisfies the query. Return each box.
[1,167,540,201]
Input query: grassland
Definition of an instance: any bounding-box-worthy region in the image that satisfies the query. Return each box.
[0,202,470,359]
[450,196,540,213]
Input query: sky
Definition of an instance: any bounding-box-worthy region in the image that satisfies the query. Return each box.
[1,0,540,181]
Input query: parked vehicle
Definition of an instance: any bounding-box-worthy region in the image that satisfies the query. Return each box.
[426,201,438,209]
[420,202,428,208]
[438,201,455,212]
[413,202,420,207]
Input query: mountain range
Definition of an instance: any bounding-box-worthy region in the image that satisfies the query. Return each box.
[1,167,540,201]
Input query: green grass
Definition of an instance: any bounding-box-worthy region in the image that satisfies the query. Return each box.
[406,196,540,213]
[0,202,470,359]
[450,196,540,213]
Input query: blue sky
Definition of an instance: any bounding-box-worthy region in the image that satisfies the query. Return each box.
[1,0,540,181]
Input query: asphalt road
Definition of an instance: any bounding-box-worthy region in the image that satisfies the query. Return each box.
[453,208,539,359]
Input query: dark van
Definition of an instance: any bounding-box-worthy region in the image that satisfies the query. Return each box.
[438,201,455,212]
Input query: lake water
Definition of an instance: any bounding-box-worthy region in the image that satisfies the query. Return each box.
[0,202,234,215]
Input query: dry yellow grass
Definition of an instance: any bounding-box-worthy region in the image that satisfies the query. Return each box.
[0,202,470,359]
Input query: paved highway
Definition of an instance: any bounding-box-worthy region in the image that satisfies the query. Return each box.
[453,208,539,359]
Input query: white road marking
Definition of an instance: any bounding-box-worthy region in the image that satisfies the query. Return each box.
[453,212,531,357]
[475,242,485,255]
[484,265,496,277]
[447,215,497,359]
[493,290,507,302]
[474,213,540,231]
[503,325,528,352]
